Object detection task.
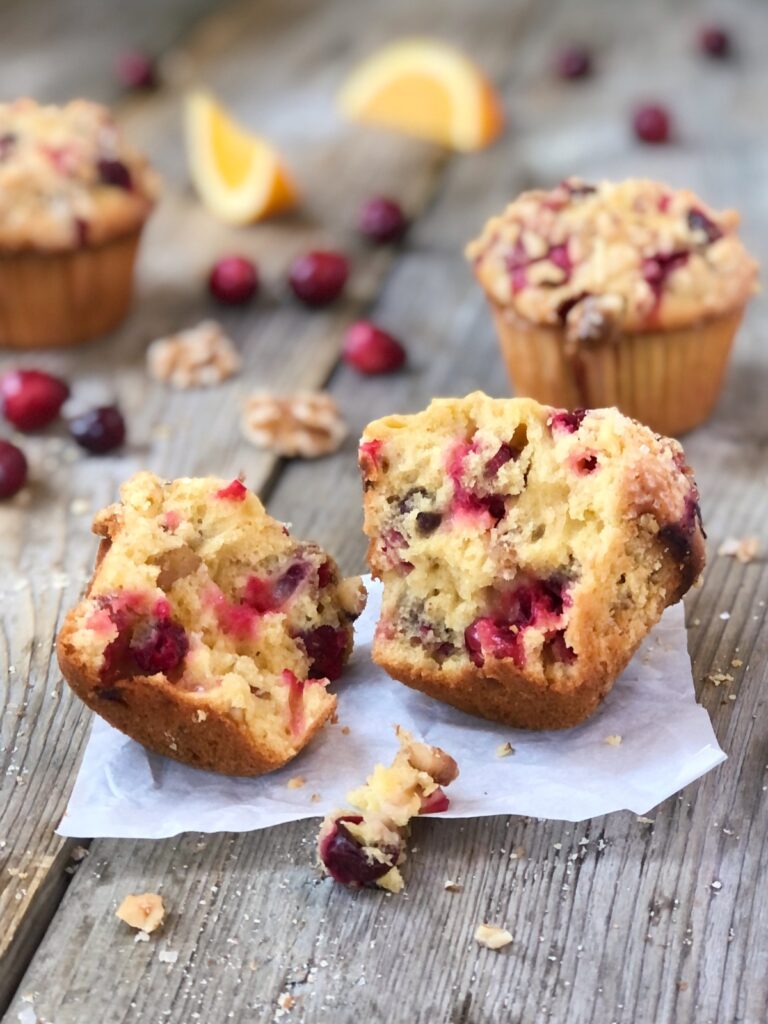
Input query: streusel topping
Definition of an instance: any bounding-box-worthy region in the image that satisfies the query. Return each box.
[0,98,159,250]
[467,178,757,333]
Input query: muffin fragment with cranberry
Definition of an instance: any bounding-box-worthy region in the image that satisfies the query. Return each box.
[360,392,705,731]
[57,473,366,775]
[318,726,458,893]
[467,178,757,434]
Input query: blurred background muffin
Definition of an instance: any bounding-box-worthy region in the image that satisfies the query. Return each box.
[0,98,159,348]
[467,178,758,435]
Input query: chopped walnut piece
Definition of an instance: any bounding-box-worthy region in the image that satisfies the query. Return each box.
[278,994,295,1011]
[444,879,463,892]
[287,776,305,790]
[717,536,760,564]
[399,728,459,787]
[496,741,515,757]
[240,391,347,458]
[475,923,513,949]
[604,734,622,746]
[116,892,165,933]
[147,320,241,389]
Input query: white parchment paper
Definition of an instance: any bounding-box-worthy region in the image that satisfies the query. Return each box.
[58,577,725,838]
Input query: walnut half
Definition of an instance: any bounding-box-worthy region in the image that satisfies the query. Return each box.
[147,320,241,389]
[240,391,347,459]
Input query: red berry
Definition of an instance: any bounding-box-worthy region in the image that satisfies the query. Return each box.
[97,158,133,190]
[115,50,157,90]
[632,104,672,144]
[554,46,592,79]
[358,196,408,243]
[69,405,126,454]
[288,251,348,307]
[208,256,258,305]
[698,25,731,58]
[0,440,27,498]
[130,619,188,675]
[342,321,406,374]
[1,369,70,431]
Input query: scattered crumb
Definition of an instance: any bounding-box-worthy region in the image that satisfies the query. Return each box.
[731,659,743,668]
[158,948,178,964]
[677,981,689,992]
[116,892,165,933]
[604,734,622,746]
[17,1004,37,1024]
[496,741,515,758]
[69,498,90,516]
[152,422,173,440]
[341,726,350,736]
[728,694,737,702]
[310,793,321,803]
[70,845,89,862]
[637,816,655,825]
[717,536,760,564]
[277,994,295,1011]
[552,842,562,851]
[444,879,463,892]
[510,845,526,860]
[707,672,734,687]
[287,776,305,790]
[475,923,513,950]
[134,931,150,943]
[719,612,731,621]
[710,880,722,892]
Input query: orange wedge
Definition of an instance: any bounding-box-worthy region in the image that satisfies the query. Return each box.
[185,91,298,224]
[338,39,503,152]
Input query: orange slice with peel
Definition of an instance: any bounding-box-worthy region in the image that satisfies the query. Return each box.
[185,91,298,224]
[338,39,503,152]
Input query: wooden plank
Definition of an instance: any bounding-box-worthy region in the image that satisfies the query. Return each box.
[4,0,768,1021]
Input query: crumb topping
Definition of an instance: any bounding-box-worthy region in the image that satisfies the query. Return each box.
[0,98,159,250]
[467,178,757,332]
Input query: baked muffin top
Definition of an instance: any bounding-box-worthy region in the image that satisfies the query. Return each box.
[467,178,758,334]
[0,98,159,251]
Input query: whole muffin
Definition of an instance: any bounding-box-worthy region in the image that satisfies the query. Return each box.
[57,473,366,776]
[0,98,159,348]
[359,392,705,730]
[467,178,758,435]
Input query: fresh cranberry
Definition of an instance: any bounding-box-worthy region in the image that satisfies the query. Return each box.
[317,559,335,588]
[465,617,523,668]
[244,561,309,613]
[359,438,383,474]
[115,49,157,89]
[358,196,408,243]
[548,244,572,273]
[698,24,731,58]
[319,815,399,887]
[208,256,258,305]
[419,788,450,814]
[1,369,69,431]
[554,46,592,79]
[549,409,587,434]
[687,208,723,245]
[215,479,247,500]
[130,619,188,675]
[632,104,672,144]
[343,321,406,375]
[97,158,133,190]
[466,579,569,668]
[0,440,27,498]
[299,625,348,680]
[68,405,126,454]
[288,251,349,307]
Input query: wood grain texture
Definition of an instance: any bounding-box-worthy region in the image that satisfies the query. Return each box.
[2,0,768,1022]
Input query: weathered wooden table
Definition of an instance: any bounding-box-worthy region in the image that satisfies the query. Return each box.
[1,1,766,1021]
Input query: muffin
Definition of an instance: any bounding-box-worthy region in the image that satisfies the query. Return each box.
[359,392,705,731]
[0,98,159,348]
[57,473,366,776]
[317,726,458,892]
[467,178,758,435]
